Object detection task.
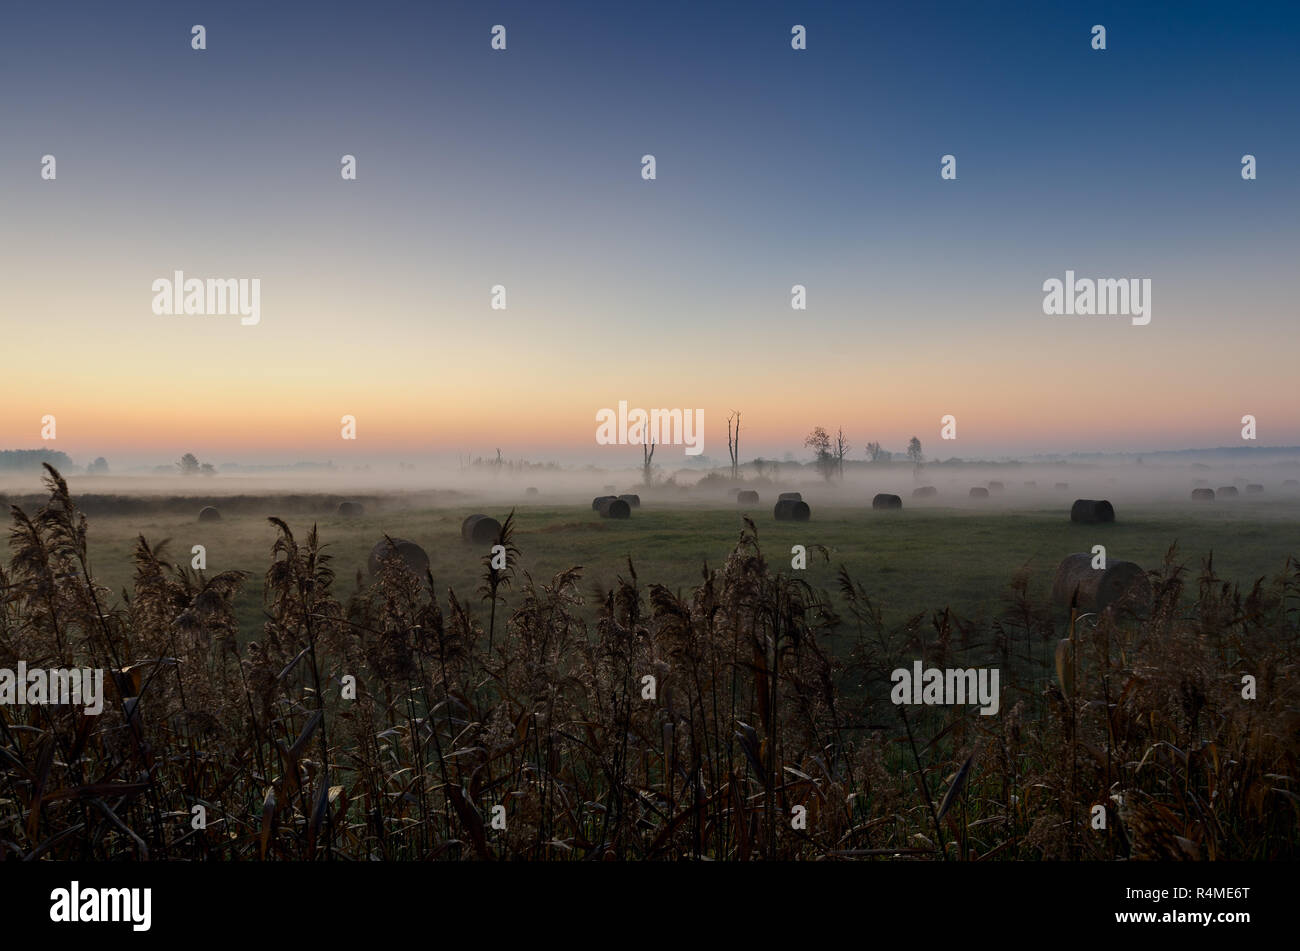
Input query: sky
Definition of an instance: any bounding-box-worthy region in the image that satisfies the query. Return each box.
[1,0,1296,468]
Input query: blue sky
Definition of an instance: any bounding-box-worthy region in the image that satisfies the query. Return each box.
[1,0,1296,464]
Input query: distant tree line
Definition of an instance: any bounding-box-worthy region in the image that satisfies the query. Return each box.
[0,449,75,472]
[178,453,217,476]
[804,428,925,482]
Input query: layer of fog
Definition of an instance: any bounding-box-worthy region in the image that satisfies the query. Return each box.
[4,455,1300,514]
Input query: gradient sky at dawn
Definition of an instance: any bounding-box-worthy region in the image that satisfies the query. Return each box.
[2,0,1297,467]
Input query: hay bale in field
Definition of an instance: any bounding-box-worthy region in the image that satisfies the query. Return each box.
[778,492,802,502]
[525,487,539,496]
[912,486,938,498]
[198,506,221,523]
[592,495,616,510]
[1052,552,1152,614]
[1284,479,1299,487]
[368,537,430,577]
[597,498,631,519]
[969,487,989,499]
[461,514,502,545]
[619,494,641,508]
[1070,499,1115,524]
[774,499,811,521]
[872,493,902,510]
[737,490,760,505]
[1216,485,1239,498]
[337,501,364,517]
[1191,488,1215,501]
[987,481,1005,493]
[1055,482,1070,491]
[1246,484,1264,494]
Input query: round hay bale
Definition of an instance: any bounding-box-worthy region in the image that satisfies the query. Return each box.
[337,500,364,517]
[197,506,222,523]
[736,489,760,505]
[778,492,803,502]
[618,494,641,508]
[597,498,631,519]
[1191,488,1215,501]
[1246,483,1264,494]
[774,499,811,521]
[592,495,616,511]
[1216,485,1239,498]
[525,487,539,496]
[987,481,1005,493]
[1070,499,1115,524]
[969,487,989,499]
[872,493,903,510]
[912,485,938,498]
[368,537,430,577]
[1284,479,1299,487]
[461,514,501,545]
[1051,552,1151,614]
[1055,482,1070,491]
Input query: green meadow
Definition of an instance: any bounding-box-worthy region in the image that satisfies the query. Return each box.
[77,498,1300,643]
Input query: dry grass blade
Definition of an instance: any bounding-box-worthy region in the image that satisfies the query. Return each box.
[288,710,324,760]
[446,784,489,859]
[935,751,975,825]
[25,736,57,843]
[259,787,277,860]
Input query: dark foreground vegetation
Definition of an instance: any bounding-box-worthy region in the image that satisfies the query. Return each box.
[2,467,1296,860]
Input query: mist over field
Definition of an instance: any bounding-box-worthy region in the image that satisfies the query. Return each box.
[5,447,1300,513]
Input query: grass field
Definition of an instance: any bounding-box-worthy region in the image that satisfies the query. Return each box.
[76,496,1300,643]
[7,471,1298,861]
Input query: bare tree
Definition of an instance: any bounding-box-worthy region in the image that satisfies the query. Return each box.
[834,427,851,480]
[642,438,655,487]
[727,411,741,481]
[907,436,924,480]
